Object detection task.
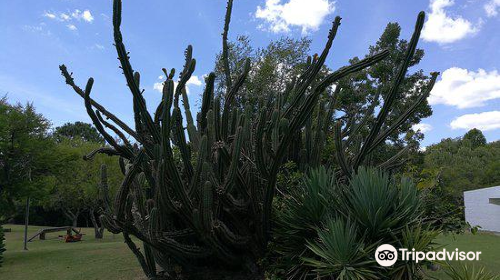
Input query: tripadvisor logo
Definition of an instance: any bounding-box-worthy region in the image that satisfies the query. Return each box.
[375,244,398,267]
[375,244,482,267]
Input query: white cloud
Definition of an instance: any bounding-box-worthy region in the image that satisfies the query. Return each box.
[412,123,433,133]
[82,10,94,22]
[60,13,71,21]
[187,75,203,86]
[71,9,94,22]
[153,75,204,95]
[450,111,500,131]
[43,12,57,19]
[485,0,500,17]
[421,0,479,44]
[153,82,164,92]
[43,9,94,30]
[93,44,105,50]
[255,0,335,34]
[429,67,500,109]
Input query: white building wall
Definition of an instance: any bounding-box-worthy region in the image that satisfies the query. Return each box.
[464,186,500,233]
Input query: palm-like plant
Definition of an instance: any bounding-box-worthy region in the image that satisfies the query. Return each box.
[274,167,339,278]
[444,263,498,280]
[304,219,379,280]
[342,168,421,241]
[274,167,436,279]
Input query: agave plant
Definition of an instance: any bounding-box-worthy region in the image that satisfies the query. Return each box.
[273,167,339,278]
[444,263,498,280]
[304,219,379,280]
[274,167,437,279]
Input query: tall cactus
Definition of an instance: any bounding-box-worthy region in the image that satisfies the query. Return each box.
[59,0,435,278]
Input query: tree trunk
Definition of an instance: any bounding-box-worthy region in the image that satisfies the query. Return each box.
[23,197,30,251]
[89,209,104,239]
[63,209,80,228]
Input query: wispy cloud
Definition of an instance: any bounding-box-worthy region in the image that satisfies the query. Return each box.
[42,9,94,30]
[485,0,500,17]
[451,111,500,131]
[67,24,77,31]
[412,123,433,133]
[421,0,479,44]
[72,9,94,23]
[255,0,335,34]
[429,67,500,109]
[153,75,204,95]
[93,44,105,50]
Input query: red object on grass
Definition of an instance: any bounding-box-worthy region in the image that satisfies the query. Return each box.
[64,234,82,243]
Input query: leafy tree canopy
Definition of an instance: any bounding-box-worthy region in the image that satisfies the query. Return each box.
[54,121,104,143]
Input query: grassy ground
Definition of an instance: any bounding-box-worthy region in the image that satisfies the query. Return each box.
[427,232,500,279]
[1,224,144,280]
[2,224,499,279]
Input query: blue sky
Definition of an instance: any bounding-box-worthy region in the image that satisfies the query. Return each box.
[0,0,499,147]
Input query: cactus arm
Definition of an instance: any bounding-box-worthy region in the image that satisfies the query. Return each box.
[283,17,342,120]
[221,59,251,140]
[95,110,132,147]
[200,73,216,134]
[352,12,425,170]
[114,151,145,220]
[189,135,208,196]
[262,48,390,240]
[113,0,160,143]
[255,109,270,178]
[171,106,194,178]
[222,127,244,194]
[181,88,200,148]
[83,147,120,160]
[365,72,439,154]
[123,232,155,279]
[222,0,233,92]
[59,65,139,140]
[158,93,192,214]
[83,78,134,159]
[174,46,196,107]
[378,145,410,170]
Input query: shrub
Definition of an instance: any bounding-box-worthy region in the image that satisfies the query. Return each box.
[274,167,438,279]
[444,263,498,280]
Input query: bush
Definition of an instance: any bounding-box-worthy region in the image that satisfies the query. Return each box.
[444,263,498,280]
[273,167,439,279]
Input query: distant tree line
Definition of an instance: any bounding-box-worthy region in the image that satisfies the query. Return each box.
[0,97,123,238]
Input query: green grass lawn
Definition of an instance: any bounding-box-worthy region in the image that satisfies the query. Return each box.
[427,232,500,279]
[1,224,144,280]
[2,224,500,279]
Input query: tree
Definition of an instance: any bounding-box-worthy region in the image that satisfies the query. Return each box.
[54,121,104,143]
[409,130,500,232]
[331,22,433,166]
[214,36,315,114]
[0,97,60,221]
[44,138,122,233]
[215,22,435,172]
[463,128,486,149]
